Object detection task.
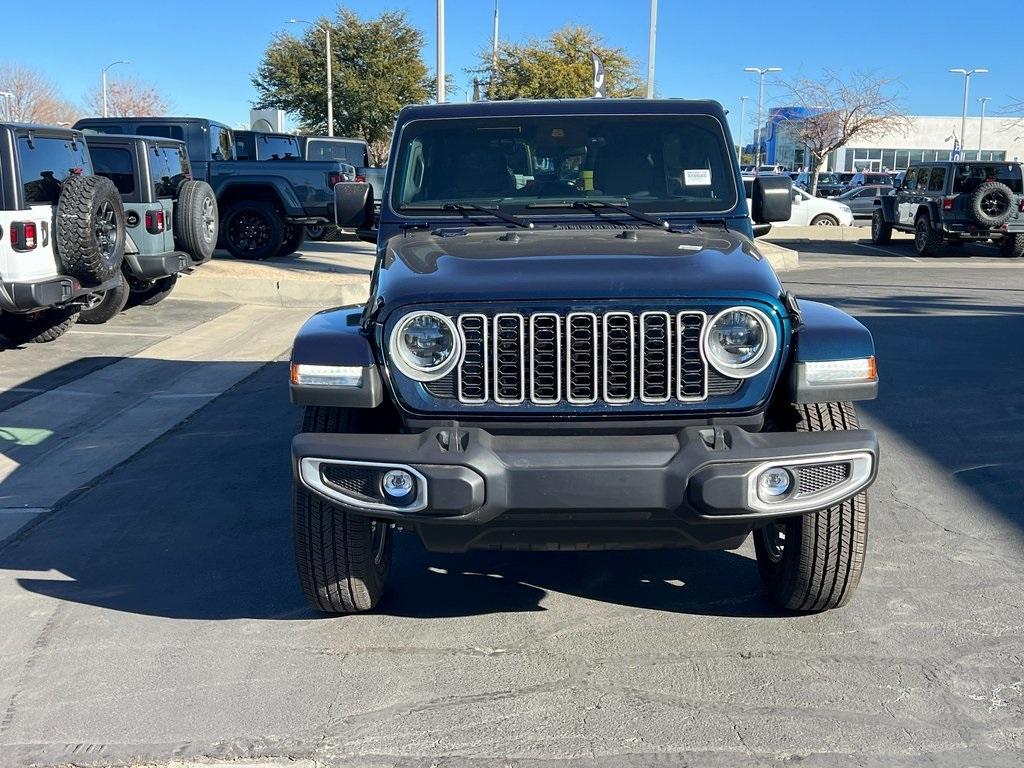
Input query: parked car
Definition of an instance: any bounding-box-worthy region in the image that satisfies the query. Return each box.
[0,123,126,343]
[299,135,380,240]
[77,134,218,322]
[746,183,854,226]
[74,117,346,260]
[757,164,786,174]
[845,171,895,191]
[234,130,303,161]
[872,160,1024,257]
[834,184,892,220]
[794,172,846,198]
[290,98,880,615]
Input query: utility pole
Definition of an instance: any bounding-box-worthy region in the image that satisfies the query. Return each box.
[737,96,748,163]
[101,60,130,118]
[436,0,446,103]
[646,0,657,99]
[949,68,987,157]
[977,96,991,158]
[744,66,782,168]
[492,1,499,69]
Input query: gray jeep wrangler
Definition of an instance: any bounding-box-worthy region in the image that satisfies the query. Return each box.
[78,134,218,323]
[0,123,126,343]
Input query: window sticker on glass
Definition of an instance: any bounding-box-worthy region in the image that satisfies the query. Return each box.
[684,169,712,186]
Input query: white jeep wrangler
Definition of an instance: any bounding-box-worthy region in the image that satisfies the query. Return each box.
[0,123,125,343]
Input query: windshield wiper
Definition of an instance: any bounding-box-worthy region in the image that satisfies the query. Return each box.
[441,202,533,229]
[570,200,674,230]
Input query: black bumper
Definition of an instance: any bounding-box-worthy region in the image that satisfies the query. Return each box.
[127,250,202,280]
[292,425,879,552]
[0,274,119,313]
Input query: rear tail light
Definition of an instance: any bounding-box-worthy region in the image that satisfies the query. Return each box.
[942,197,956,211]
[10,221,37,251]
[145,210,165,234]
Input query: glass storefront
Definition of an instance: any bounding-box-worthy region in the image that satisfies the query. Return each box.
[843,147,1006,171]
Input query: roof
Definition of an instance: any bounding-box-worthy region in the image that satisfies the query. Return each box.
[74,116,231,130]
[397,98,728,121]
[83,132,185,147]
[0,122,82,134]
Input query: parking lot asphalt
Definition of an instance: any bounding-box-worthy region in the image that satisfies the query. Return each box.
[1,238,1023,767]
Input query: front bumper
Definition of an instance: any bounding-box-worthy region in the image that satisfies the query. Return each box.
[0,274,120,313]
[293,425,879,550]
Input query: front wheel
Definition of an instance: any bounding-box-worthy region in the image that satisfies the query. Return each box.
[810,213,839,227]
[870,210,892,244]
[754,402,869,612]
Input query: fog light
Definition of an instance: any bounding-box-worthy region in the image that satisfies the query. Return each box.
[381,469,414,499]
[757,468,792,502]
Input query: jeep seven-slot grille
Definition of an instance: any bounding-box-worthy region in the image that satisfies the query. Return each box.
[448,311,713,406]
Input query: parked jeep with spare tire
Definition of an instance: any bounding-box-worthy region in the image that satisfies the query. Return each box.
[78,133,217,323]
[288,98,882,615]
[0,123,125,343]
[871,160,1024,257]
[74,117,347,260]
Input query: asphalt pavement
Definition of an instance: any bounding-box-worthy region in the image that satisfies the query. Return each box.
[1,237,1022,767]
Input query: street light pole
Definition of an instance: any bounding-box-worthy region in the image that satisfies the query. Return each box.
[101,60,130,118]
[737,96,748,163]
[744,66,782,168]
[288,20,334,135]
[436,0,446,103]
[646,0,657,99]
[977,96,991,158]
[0,91,13,121]
[949,68,987,154]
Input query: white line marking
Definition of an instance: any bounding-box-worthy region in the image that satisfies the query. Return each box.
[67,330,167,337]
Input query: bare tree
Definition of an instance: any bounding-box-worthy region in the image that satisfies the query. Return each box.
[0,63,79,124]
[82,77,170,118]
[781,70,910,195]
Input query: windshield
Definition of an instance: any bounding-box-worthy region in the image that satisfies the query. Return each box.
[392,113,738,216]
[953,163,1023,194]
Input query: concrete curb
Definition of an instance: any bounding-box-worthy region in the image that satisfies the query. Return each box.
[764,225,911,242]
[173,273,369,308]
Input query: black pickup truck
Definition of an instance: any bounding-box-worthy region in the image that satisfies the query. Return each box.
[74,117,347,259]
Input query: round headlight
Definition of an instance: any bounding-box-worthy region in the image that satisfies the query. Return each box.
[704,306,776,378]
[389,311,460,381]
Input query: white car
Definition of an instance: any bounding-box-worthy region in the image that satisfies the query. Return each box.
[759,187,854,227]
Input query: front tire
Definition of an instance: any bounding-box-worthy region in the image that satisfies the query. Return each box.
[293,405,394,614]
[754,402,869,612]
[810,213,839,227]
[870,210,892,244]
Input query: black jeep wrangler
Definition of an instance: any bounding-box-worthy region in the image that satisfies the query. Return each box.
[871,160,1024,257]
[290,99,881,615]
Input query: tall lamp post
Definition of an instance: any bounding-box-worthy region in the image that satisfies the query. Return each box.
[0,91,13,121]
[436,0,446,103]
[949,68,987,155]
[737,95,749,163]
[101,60,130,118]
[744,66,782,168]
[288,19,334,136]
[977,96,991,158]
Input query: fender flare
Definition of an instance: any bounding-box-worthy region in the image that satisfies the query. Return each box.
[213,175,304,217]
[878,194,897,223]
[290,305,382,408]
[787,299,877,403]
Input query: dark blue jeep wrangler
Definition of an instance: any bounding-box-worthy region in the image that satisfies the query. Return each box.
[290,99,881,614]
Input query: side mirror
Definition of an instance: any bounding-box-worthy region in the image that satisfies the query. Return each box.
[752,175,793,224]
[334,182,373,229]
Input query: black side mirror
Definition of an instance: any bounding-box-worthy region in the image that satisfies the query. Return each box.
[752,175,793,224]
[334,182,373,228]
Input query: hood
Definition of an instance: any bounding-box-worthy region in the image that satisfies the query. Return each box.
[372,225,784,313]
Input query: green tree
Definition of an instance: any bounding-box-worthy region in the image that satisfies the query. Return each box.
[251,7,431,163]
[480,25,643,101]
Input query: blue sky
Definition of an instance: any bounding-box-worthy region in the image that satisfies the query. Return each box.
[6,0,1023,140]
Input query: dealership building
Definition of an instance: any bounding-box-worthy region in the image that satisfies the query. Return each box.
[757,107,1024,172]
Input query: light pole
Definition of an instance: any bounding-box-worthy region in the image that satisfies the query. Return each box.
[289,20,333,136]
[949,68,987,157]
[436,0,446,103]
[737,96,749,163]
[744,66,782,168]
[977,96,991,158]
[0,91,13,121]
[101,60,130,118]
[646,0,657,99]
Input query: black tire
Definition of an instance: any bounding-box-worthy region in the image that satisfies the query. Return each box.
[174,180,218,262]
[305,224,329,240]
[77,278,130,324]
[998,233,1024,258]
[276,224,305,258]
[0,306,80,344]
[810,213,839,227]
[131,274,178,306]
[969,181,1014,227]
[870,210,892,244]
[221,201,284,260]
[293,405,393,614]
[914,215,942,257]
[754,402,869,612]
[56,174,125,283]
